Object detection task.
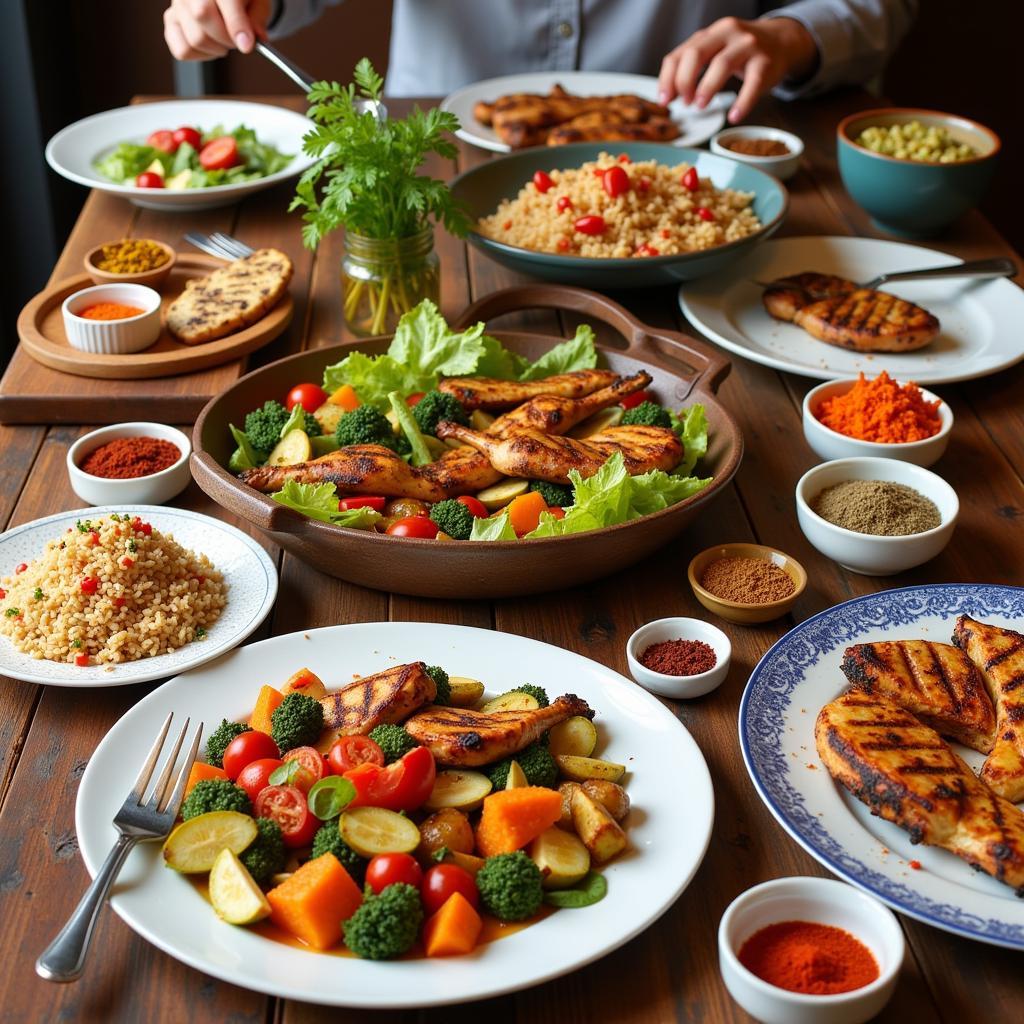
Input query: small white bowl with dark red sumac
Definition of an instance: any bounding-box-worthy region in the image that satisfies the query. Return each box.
[626,616,731,699]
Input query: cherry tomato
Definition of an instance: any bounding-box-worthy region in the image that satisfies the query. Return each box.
[236,757,284,802]
[147,129,178,153]
[681,167,699,191]
[556,196,573,212]
[222,730,280,780]
[635,243,660,257]
[172,126,202,150]
[456,495,488,518]
[338,496,387,513]
[135,172,164,189]
[405,392,426,407]
[636,176,652,193]
[556,238,571,252]
[421,863,479,914]
[80,576,99,595]
[285,382,328,413]
[345,746,436,812]
[573,215,606,236]
[198,136,240,171]
[697,207,716,222]
[602,165,630,198]
[385,516,439,539]
[532,170,554,193]
[15,564,27,574]
[365,853,423,894]
[621,389,653,410]
[254,784,318,848]
[328,735,385,775]
[283,746,326,793]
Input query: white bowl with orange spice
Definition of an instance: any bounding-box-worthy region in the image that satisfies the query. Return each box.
[803,373,952,468]
[61,282,162,355]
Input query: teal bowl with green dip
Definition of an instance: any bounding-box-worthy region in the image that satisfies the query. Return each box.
[449,143,788,288]
[837,108,1000,237]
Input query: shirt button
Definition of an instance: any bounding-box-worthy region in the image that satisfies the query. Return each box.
[557,21,573,38]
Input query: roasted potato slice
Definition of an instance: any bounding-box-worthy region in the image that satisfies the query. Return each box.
[557,781,582,830]
[529,826,591,889]
[582,780,630,822]
[481,691,539,713]
[548,716,598,758]
[505,760,529,789]
[423,770,493,812]
[448,676,485,707]
[417,808,475,861]
[556,754,626,783]
[571,788,628,864]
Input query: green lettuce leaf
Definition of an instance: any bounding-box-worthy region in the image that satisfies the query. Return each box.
[517,324,598,381]
[271,480,381,529]
[279,404,307,440]
[670,404,709,477]
[469,511,517,541]
[386,299,486,377]
[94,143,166,184]
[227,424,260,472]
[474,334,530,380]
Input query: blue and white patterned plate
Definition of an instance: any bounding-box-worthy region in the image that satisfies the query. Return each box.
[740,583,1024,949]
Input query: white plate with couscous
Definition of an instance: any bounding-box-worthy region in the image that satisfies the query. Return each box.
[0,505,276,687]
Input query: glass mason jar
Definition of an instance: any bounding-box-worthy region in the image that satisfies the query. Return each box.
[341,226,440,337]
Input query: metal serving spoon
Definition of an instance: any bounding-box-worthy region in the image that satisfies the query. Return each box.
[757,256,1016,291]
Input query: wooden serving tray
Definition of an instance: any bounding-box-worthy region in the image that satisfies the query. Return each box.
[15,254,292,381]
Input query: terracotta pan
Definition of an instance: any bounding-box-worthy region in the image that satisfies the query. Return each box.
[191,284,743,598]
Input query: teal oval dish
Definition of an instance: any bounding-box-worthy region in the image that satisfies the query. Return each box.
[450,143,788,288]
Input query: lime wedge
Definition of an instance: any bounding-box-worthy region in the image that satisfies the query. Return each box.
[209,848,271,925]
[162,811,258,874]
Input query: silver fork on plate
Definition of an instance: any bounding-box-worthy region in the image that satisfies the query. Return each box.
[35,713,203,983]
[755,256,1017,291]
[184,231,254,261]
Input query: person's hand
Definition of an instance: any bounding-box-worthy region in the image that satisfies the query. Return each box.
[658,17,818,124]
[164,0,272,61]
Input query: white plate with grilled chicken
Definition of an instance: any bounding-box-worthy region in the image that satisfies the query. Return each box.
[76,621,713,1006]
[741,583,1024,948]
[679,236,1024,384]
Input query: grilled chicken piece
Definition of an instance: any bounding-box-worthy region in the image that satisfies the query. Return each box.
[954,615,1024,802]
[841,640,996,753]
[547,114,680,146]
[816,690,1024,893]
[435,422,683,483]
[763,272,939,353]
[439,370,618,410]
[405,694,594,766]
[319,662,436,736]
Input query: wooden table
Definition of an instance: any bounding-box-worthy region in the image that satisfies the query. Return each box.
[1,93,1021,1024]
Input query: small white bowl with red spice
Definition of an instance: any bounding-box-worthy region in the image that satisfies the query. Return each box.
[67,422,192,507]
[803,375,953,468]
[61,282,162,355]
[718,876,904,1024]
[626,616,731,699]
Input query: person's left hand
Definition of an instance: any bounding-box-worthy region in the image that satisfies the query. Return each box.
[658,16,818,124]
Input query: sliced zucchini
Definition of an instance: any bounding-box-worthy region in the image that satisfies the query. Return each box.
[267,428,311,466]
[448,676,485,707]
[162,811,257,874]
[209,848,271,924]
[423,770,493,812]
[481,690,539,713]
[470,409,496,431]
[314,402,345,435]
[529,826,591,889]
[340,806,420,857]
[548,716,598,758]
[555,754,626,784]
[476,478,529,511]
[568,406,624,439]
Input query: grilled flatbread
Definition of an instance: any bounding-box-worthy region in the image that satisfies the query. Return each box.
[167,248,292,344]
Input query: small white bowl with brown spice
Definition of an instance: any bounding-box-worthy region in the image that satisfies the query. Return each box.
[711,126,804,180]
[795,457,958,575]
[626,617,731,699]
[688,543,807,624]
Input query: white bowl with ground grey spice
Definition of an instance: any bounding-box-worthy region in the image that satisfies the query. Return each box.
[795,457,958,576]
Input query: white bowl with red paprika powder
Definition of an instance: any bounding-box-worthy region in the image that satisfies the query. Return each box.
[626,616,731,699]
[67,422,191,507]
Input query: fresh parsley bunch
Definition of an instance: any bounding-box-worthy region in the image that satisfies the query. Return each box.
[291,59,470,248]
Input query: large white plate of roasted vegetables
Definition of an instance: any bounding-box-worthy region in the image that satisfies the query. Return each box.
[76,621,713,1007]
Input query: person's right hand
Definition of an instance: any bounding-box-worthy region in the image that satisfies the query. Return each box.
[164,0,272,61]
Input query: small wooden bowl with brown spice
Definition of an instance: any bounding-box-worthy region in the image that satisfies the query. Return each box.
[84,239,177,290]
[687,542,806,624]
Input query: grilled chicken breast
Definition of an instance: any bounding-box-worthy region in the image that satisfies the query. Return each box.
[438,370,618,411]
[841,640,996,753]
[954,615,1024,802]
[319,662,436,735]
[405,694,594,766]
[546,114,680,146]
[816,690,1024,893]
[763,272,939,353]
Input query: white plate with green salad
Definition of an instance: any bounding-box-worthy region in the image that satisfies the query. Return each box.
[46,99,315,211]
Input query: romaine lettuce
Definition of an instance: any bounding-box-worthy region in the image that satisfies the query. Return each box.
[271,481,382,529]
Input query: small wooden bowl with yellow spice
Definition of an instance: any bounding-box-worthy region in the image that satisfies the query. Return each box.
[84,239,176,290]
[687,542,807,624]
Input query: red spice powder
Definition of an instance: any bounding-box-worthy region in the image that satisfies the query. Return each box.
[80,437,181,480]
[640,638,717,676]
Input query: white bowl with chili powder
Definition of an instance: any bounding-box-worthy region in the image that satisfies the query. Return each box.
[626,616,731,699]
[718,876,904,1024]
[68,422,191,506]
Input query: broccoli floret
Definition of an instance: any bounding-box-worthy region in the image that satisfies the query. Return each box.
[180,779,251,820]
[343,882,424,959]
[311,821,368,884]
[487,742,558,790]
[270,692,324,752]
[426,664,451,706]
[476,852,544,921]
[368,724,419,764]
[529,481,574,508]
[205,719,251,769]
[511,683,549,708]
[240,817,286,883]
[412,391,469,436]
[335,405,406,454]
[620,401,672,429]
[244,400,320,455]
[428,499,474,541]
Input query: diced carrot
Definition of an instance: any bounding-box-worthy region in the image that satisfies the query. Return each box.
[507,491,547,536]
[184,761,227,797]
[250,684,284,735]
[423,891,483,957]
[327,384,361,411]
[475,786,564,857]
[267,853,363,950]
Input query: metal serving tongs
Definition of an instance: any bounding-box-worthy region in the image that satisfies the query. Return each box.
[757,256,1017,292]
[254,40,386,120]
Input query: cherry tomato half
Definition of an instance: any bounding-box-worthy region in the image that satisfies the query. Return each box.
[532,170,554,193]
[385,516,439,539]
[236,757,283,802]
[135,171,164,189]
[681,167,699,192]
[344,746,436,813]
[573,215,606,236]
[222,730,280,780]
[365,853,423,895]
[172,125,202,150]
[421,863,479,915]
[147,129,178,153]
[635,243,660,257]
[697,207,716,222]
[328,735,384,775]
[456,495,488,518]
[620,388,653,410]
[338,496,387,513]
[556,196,573,212]
[285,382,328,413]
[602,165,630,198]
[283,746,326,793]
[198,136,239,171]
[254,784,318,848]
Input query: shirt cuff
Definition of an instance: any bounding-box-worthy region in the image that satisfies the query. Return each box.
[760,6,847,100]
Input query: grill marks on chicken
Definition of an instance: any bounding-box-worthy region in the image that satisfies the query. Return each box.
[319,662,437,735]
[404,694,594,766]
[438,370,619,410]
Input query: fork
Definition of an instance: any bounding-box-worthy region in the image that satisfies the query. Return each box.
[184,231,254,261]
[756,256,1017,291]
[35,713,203,983]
